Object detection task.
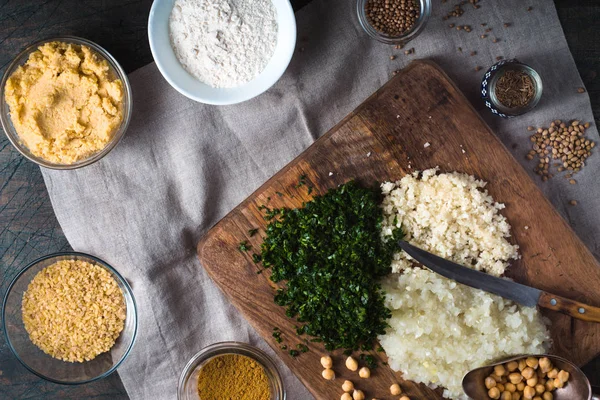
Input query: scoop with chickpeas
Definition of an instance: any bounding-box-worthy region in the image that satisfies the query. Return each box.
[484,356,569,399]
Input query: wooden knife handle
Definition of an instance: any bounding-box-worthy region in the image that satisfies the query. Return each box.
[538,291,600,323]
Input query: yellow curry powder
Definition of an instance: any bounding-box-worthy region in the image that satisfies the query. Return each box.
[197,354,270,400]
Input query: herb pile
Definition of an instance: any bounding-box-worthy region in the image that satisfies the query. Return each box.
[259,181,402,351]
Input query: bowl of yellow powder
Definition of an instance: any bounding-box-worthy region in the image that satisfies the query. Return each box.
[2,252,138,384]
[178,342,285,400]
[0,37,132,169]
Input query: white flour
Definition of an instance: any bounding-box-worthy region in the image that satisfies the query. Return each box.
[169,0,278,88]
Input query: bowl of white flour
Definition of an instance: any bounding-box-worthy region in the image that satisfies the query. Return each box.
[148,0,296,105]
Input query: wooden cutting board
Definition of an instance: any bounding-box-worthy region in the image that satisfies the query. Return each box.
[197,60,600,399]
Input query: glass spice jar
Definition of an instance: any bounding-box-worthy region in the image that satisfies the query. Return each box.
[356,0,432,46]
[481,59,543,118]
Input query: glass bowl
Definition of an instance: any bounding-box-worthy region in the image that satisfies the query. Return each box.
[2,252,138,384]
[178,342,285,400]
[0,36,133,169]
[481,59,543,118]
[356,0,432,45]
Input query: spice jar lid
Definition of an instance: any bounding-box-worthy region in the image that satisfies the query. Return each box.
[481,59,543,118]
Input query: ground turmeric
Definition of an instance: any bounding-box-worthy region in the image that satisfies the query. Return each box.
[197,354,270,399]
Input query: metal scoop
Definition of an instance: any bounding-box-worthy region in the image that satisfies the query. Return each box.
[462,354,600,400]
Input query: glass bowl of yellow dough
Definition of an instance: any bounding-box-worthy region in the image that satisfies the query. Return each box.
[0,36,132,169]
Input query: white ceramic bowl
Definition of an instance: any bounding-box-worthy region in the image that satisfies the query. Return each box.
[148,0,296,105]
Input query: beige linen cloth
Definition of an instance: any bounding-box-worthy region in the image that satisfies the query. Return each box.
[42,0,600,398]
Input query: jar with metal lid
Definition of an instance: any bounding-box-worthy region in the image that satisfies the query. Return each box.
[481,59,543,118]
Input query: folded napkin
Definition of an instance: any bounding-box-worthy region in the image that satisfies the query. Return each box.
[42,0,599,398]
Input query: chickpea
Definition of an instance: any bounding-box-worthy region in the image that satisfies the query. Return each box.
[557,370,570,383]
[506,361,519,372]
[321,355,333,369]
[346,356,358,372]
[518,359,528,371]
[517,382,526,391]
[512,393,521,400]
[495,364,507,377]
[542,392,553,400]
[547,368,558,379]
[358,367,370,379]
[526,375,538,387]
[522,367,535,380]
[539,357,552,373]
[341,394,353,400]
[322,368,335,380]
[492,373,505,383]
[488,387,501,399]
[526,357,539,370]
[486,376,498,389]
[523,385,536,399]
[505,382,516,392]
[538,378,546,386]
[509,372,524,384]
[342,380,354,392]
[553,378,564,389]
[353,389,365,400]
[390,384,402,395]
[534,383,545,394]
[545,379,554,392]
[497,383,505,393]
[537,368,546,378]
[501,391,512,400]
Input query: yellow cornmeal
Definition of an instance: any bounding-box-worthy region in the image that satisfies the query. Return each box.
[4,41,124,164]
[197,354,270,400]
[22,259,126,363]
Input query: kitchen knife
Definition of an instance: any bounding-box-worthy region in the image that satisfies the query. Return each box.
[398,240,600,323]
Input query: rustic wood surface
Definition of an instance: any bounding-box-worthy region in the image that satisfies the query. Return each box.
[0,0,599,399]
[197,60,600,400]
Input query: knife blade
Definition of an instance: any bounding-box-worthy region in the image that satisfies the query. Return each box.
[397,240,541,307]
[397,241,600,323]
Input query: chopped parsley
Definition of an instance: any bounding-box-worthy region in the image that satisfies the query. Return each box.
[261,181,402,351]
[238,241,251,252]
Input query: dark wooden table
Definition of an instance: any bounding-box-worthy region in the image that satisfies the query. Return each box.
[0,1,598,399]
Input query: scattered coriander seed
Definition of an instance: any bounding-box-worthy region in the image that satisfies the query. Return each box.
[480,34,487,39]
[464,25,472,32]
[449,23,455,28]
[577,87,586,93]
[475,66,482,72]
[457,25,463,30]
[569,200,578,206]
[496,56,503,61]
[504,22,511,28]
[492,38,499,43]
[392,70,399,76]
[322,368,335,380]
[570,179,577,185]
[390,55,396,60]
[527,6,533,11]
[470,51,477,56]
[485,28,492,33]
[390,383,402,395]
[342,380,354,392]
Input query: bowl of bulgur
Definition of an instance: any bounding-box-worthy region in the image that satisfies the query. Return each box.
[2,252,137,384]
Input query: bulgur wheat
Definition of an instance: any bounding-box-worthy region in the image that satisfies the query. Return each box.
[22,259,126,362]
